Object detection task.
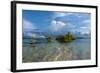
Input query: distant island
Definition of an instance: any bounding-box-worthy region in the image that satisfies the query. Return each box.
[23,30,90,43]
[46,31,90,43]
[46,32,76,43]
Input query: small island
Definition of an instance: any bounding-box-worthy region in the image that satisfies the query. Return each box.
[56,32,76,43]
[45,32,76,43]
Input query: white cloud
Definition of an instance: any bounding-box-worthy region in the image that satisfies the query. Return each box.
[52,12,91,35]
[27,33,37,37]
[54,12,75,18]
[82,19,91,30]
[23,19,36,32]
[27,33,45,38]
[76,19,91,34]
[54,12,67,17]
[51,20,56,24]
[75,26,90,35]
[80,27,88,29]
[81,31,90,35]
[82,19,90,24]
[50,20,66,31]
[67,23,76,28]
[57,21,66,26]
[53,12,83,18]
[50,20,76,33]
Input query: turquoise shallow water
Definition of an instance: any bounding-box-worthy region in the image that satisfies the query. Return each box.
[22,38,91,63]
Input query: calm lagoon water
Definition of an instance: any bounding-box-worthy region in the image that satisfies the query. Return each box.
[22,38,91,63]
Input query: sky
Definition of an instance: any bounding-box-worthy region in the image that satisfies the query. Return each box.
[22,10,91,36]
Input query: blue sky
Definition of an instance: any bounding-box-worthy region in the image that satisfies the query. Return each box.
[23,10,91,36]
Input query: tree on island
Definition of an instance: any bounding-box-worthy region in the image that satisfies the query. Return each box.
[56,32,75,43]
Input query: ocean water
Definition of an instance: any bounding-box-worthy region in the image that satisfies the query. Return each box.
[22,38,91,63]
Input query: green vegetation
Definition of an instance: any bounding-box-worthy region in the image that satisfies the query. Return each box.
[45,32,76,43]
[56,32,76,43]
[46,36,53,42]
